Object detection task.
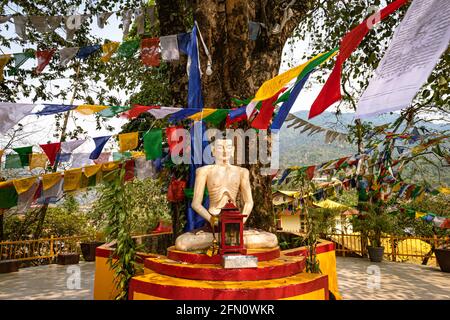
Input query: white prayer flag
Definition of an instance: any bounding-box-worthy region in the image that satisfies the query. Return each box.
[148,107,181,119]
[0,103,36,134]
[160,35,180,61]
[357,0,450,118]
[61,139,86,153]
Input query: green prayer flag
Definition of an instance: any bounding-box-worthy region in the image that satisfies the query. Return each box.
[113,152,132,161]
[203,109,229,126]
[8,50,34,76]
[4,154,23,169]
[231,97,253,106]
[0,184,18,209]
[99,105,131,118]
[143,129,162,160]
[117,39,140,58]
[13,146,33,166]
[296,47,339,82]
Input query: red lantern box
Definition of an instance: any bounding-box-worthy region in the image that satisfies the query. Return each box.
[219,201,247,255]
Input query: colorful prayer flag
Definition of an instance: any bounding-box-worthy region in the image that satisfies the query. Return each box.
[160,35,180,61]
[35,104,76,116]
[84,164,102,178]
[75,104,108,115]
[61,139,86,153]
[0,182,18,209]
[35,49,56,74]
[4,154,22,169]
[59,47,79,67]
[63,168,82,191]
[93,152,111,164]
[100,42,120,62]
[0,103,35,134]
[98,105,131,118]
[141,38,160,67]
[90,136,111,160]
[117,39,140,58]
[13,176,37,194]
[119,132,139,152]
[76,45,101,59]
[40,142,61,166]
[188,109,216,121]
[13,146,33,166]
[29,153,48,170]
[143,129,162,160]
[42,172,62,190]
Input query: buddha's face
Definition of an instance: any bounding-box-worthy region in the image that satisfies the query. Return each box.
[213,139,234,164]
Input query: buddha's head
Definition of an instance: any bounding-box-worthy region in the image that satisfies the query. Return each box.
[212,138,234,165]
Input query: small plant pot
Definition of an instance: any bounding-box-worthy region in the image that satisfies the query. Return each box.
[367,246,384,262]
[0,260,19,273]
[57,253,80,265]
[435,248,450,273]
[80,241,105,262]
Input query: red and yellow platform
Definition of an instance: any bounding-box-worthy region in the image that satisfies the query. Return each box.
[94,240,341,300]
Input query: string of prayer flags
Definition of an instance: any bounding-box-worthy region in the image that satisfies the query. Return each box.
[13,146,33,166]
[147,107,181,119]
[35,104,76,116]
[144,129,162,160]
[63,168,82,191]
[254,48,338,102]
[357,0,450,118]
[117,39,140,58]
[29,153,48,170]
[0,103,35,134]
[141,38,160,67]
[59,47,79,67]
[119,132,139,152]
[122,105,157,119]
[100,42,120,62]
[98,105,131,118]
[271,71,313,130]
[0,54,11,81]
[40,142,61,166]
[13,176,37,194]
[0,182,18,209]
[61,139,86,153]
[75,104,108,115]
[308,0,409,119]
[35,49,56,74]
[169,109,200,123]
[90,136,111,160]
[188,109,217,121]
[42,172,62,190]
[160,35,180,61]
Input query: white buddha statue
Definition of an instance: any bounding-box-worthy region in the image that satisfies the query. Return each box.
[175,138,278,252]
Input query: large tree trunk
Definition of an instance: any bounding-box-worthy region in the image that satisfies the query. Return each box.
[159,0,312,231]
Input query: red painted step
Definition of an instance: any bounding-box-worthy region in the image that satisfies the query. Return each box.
[144,255,305,281]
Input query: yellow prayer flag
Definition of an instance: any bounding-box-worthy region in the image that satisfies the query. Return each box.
[0,54,11,81]
[102,161,120,171]
[131,151,145,158]
[29,153,48,170]
[188,109,217,121]
[415,211,426,219]
[100,41,120,63]
[253,50,337,102]
[119,132,139,152]
[75,104,108,115]
[391,183,401,192]
[84,164,102,178]
[63,168,82,191]
[13,176,37,194]
[42,172,62,190]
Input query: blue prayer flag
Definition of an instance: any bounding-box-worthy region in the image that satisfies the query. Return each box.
[89,136,111,160]
[35,104,76,116]
[76,45,101,59]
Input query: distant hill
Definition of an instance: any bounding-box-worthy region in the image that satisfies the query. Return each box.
[278,111,450,168]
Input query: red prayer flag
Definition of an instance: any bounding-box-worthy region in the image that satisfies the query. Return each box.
[308,0,409,119]
[141,38,160,67]
[335,157,349,169]
[123,159,135,182]
[166,126,184,155]
[167,178,186,202]
[122,105,159,119]
[251,88,287,130]
[226,112,247,128]
[39,142,61,166]
[35,49,56,74]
